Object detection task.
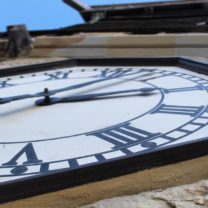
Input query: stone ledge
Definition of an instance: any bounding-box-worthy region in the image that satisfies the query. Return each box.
[0,57,67,69]
[2,155,208,208]
[83,179,208,208]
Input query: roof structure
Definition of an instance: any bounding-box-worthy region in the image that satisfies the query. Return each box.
[60,0,208,34]
[0,0,208,37]
[1,0,208,58]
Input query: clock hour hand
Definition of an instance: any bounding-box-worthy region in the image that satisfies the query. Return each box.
[35,87,157,106]
[0,90,55,105]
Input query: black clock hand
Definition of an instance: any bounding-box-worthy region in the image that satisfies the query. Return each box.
[35,87,157,106]
[0,77,114,105]
[0,70,156,105]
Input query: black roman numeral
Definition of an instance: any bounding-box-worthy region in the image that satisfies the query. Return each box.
[45,71,71,80]
[151,104,204,117]
[95,68,161,81]
[97,68,133,78]
[0,80,15,88]
[96,68,154,79]
[141,72,176,82]
[162,85,202,94]
[89,123,160,149]
[2,143,42,175]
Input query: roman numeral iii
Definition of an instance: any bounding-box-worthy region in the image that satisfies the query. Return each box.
[89,123,160,149]
[151,104,204,117]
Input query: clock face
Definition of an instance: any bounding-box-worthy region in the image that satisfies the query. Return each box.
[0,58,208,198]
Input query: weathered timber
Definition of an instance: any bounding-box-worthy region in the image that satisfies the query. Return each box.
[63,0,91,12]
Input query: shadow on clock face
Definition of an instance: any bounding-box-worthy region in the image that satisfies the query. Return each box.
[0,76,162,143]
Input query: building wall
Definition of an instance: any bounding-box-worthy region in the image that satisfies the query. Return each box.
[0,32,208,207]
[30,33,208,59]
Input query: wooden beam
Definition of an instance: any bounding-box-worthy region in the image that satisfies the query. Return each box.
[60,16,208,34]
[91,0,208,10]
[63,0,91,12]
[81,1,208,22]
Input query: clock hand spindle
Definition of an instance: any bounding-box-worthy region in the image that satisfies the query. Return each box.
[43,88,51,105]
[35,87,157,106]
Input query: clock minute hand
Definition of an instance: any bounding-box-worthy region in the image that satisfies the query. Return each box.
[35,87,157,106]
[0,70,157,105]
[0,77,113,105]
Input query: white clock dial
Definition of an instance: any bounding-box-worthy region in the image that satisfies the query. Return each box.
[0,63,208,184]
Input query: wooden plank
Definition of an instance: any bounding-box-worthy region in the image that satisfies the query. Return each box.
[81,1,208,23]
[61,17,208,34]
[102,10,208,21]
[91,0,208,10]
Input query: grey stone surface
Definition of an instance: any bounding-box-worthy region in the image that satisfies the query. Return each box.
[0,57,67,69]
[83,180,208,208]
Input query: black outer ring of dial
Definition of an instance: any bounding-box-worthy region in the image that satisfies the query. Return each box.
[0,57,208,203]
